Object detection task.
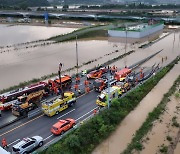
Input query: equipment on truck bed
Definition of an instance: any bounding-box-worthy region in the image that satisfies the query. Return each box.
[115,81,131,93]
[42,92,76,117]
[48,75,72,94]
[96,86,122,107]
[93,77,117,92]
[12,90,45,116]
[114,68,131,81]
[87,67,107,79]
[0,82,48,110]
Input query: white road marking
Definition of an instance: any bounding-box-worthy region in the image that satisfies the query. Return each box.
[75,107,98,122]
[44,134,53,141]
[8,139,20,146]
[82,114,93,122]
[57,109,75,119]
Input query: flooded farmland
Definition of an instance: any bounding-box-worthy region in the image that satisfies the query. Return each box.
[0,25,179,90]
[0,24,77,46]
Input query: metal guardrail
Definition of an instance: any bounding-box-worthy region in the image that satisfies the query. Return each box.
[28,108,42,118]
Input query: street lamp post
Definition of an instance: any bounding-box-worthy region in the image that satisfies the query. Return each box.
[76,35,79,76]
[58,63,63,98]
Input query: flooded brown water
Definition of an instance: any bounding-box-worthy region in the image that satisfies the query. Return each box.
[0,24,77,46]
[141,96,180,154]
[0,27,179,90]
[92,62,180,154]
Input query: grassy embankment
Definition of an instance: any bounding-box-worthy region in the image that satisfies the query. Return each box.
[47,25,107,42]
[123,68,180,153]
[40,57,180,154]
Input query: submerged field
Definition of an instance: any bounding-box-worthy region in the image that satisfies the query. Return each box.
[0,24,179,91]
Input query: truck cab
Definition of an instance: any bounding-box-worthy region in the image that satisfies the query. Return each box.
[96,86,122,107]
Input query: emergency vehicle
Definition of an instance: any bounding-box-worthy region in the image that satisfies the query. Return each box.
[114,81,131,93]
[87,67,107,79]
[48,75,72,93]
[114,68,131,81]
[96,86,122,107]
[42,91,76,117]
[12,90,45,116]
[93,78,117,92]
[0,82,48,110]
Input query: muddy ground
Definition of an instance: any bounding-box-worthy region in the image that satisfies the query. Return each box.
[140,88,180,154]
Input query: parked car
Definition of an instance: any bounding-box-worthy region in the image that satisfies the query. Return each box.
[12,136,43,154]
[51,118,76,135]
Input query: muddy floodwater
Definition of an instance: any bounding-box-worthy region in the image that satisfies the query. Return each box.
[0,24,77,46]
[0,27,179,90]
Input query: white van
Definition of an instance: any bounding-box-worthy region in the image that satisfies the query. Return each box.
[0,146,10,154]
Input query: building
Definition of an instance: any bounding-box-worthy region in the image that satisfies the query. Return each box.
[108,22,164,38]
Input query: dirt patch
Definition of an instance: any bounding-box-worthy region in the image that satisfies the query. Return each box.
[92,62,180,154]
[140,95,180,154]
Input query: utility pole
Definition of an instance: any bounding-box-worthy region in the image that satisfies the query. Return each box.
[124,24,127,68]
[58,62,63,98]
[76,34,79,76]
[107,67,110,109]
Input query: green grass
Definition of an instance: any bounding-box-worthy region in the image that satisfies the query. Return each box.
[77,30,107,39]
[39,57,179,154]
[175,92,180,98]
[159,144,168,153]
[166,136,172,142]
[48,25,106,42]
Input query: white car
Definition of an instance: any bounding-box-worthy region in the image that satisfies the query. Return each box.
[0,146,10,154]
[12,136,43,154]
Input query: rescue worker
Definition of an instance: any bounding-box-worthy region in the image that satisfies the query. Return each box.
[85,86,90,93]
[1,95,5,103]
[93,109,97,115]
[54,87,58,96]
[75,75,80,83]
[2,138,8,149]
[84,79,89,86]
[74,84,79,91]
[136,77,139,84]
[140,72,144,79]
[112,65,116,74]
[140,68,143,74]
